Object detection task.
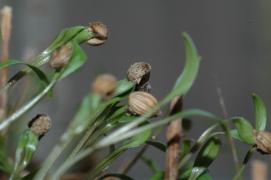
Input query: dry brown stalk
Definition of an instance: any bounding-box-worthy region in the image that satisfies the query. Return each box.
[164,96,183,180]
[0,6,12,136]
[252,160,267,180]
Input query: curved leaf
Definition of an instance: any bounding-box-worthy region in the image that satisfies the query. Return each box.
[252,93,267,131]
[164,32,201,102]
[194,137,221,168]
[0,60,49,85]
[146,140,167,152]
[233,117,255,144]
[141,155,160,173]
[98,173,134,180]
[114,79,135,97]
[230,129,244,142]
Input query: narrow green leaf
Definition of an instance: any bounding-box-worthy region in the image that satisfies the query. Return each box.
[233,117,255,145]
[252,93,267,131]
[98,173,134,180]
[230,129,244,142]
[114,79,135,97]
[141,155,160,173]
[150,171,164,180]
[194,137,221,168]
[188,167,207,180]
[197,171,212,180]
[165,32,201,102]
[11,130,38,180]
[0,60,49,85]
[146,140,166,152]
[59,43,87,80]
[180,139,192,159]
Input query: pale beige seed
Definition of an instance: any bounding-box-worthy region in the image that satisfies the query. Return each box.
[128,91,158,116]
[29,115,52,137]
[254,130,271,154]
[88,21,108,46]
[92,74,117,100]
[49,43,73,69]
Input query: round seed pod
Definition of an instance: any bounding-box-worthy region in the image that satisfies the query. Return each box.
[49,43,73,69]
[92,74,117,100]
[254,130,271,154]
[127,62,151,85]
[88,21,108,46]
[128,91,159,116]
[28,114,52,138]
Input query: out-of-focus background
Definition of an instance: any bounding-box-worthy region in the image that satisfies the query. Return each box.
[1,0,271,179]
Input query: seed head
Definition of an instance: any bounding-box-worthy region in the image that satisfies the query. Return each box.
[127,62,151,85]
[254,130,271,154]
[49,43,73,69]
[28,114,52,138]
[128,91,159,116]
[88,21,108,46]
[92,74,117,100]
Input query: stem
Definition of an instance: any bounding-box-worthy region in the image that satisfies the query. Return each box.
[251,160,267,180]
[165,96,183,180]
[0,6,12,137]
[0,73,59,131]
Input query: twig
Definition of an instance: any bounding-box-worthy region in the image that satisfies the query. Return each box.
[251,160,267,180]
[165,96,183,180]
[0,6,12,136]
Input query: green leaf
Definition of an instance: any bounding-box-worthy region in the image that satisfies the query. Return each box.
[122,122,152,149]
[252,93,267,131]
[98,173,134,180]
[164,32,201,102]
[150,171,164,180]
[230,129,244,142]
[146,140,166,152]
[180,139,192,159]
[118,113,137,123]
[233,117,255,145]
[194,137,221,168]
[114,79,135,97]
[188,167,207,180]
[0,60,49,85]
[59,43,87,80]
[197,171,212,180]
[11,130,39,180]
[141,155,160,173]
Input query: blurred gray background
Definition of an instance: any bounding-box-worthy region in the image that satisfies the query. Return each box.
[1,0,271,179]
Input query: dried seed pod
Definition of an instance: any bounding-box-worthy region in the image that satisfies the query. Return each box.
[28,114,52,138]
[254,130,271,154]
[49,43,73,69]
[127,62,151,85]
[128,91,159,116]
[88,21,108,46]
[92,74,117,100]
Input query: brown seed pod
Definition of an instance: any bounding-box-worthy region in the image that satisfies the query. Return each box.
[127,62,151,85]
[254,130,271,154]
[128,91,159,116]
[49,43,73,69]
[88,21,108,46]
[91,74,117,100]
[28,114,52,138]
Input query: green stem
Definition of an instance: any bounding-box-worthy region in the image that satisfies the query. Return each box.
[0,73,59,131]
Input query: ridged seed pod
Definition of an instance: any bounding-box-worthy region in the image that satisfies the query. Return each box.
[92,74,117,100]
[88,21,108,46]
[28,114,52,138]
[49,43,73,69]
[254,130,271,154]
[128,91,158,116]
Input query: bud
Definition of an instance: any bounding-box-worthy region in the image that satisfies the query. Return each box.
[254,130,271,154]
[128,91,159,116]
[28,114,52,138]
[127,62,151,85]
[88,21,108,46]
[92,74,117,100]
[49,43,73,69]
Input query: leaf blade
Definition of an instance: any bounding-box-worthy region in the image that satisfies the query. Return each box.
[252,93,267,131]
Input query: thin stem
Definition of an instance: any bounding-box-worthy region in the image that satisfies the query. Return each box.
[0,73,59,131]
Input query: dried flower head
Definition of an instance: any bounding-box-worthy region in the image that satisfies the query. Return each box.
[88,21,108,46]
[49,43,73,69]
[254,130,271,154]
[28,114,52,138]
[92,74,117,100]
[127,62,151,85]
[128,91,159,116]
